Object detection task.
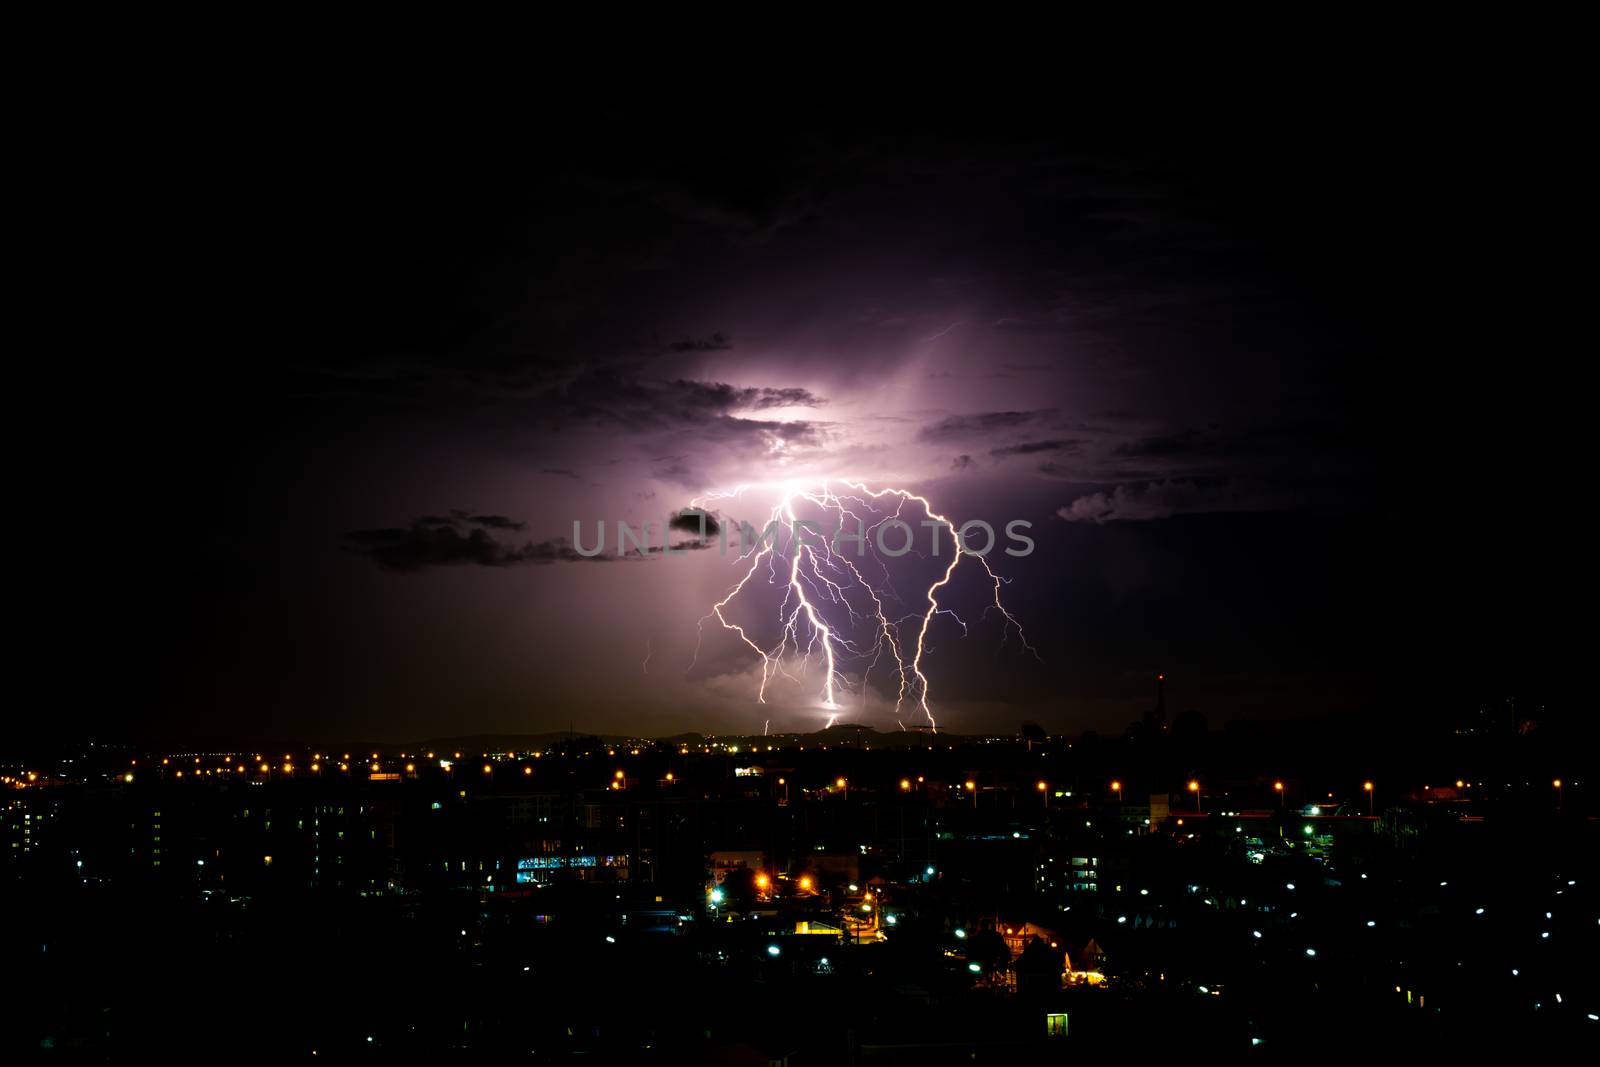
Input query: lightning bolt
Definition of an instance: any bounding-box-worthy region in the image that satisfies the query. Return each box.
[689,479,1036,732]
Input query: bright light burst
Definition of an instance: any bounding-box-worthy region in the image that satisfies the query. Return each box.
[688,479,1036,732]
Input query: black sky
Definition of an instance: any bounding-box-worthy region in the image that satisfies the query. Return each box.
[18,69,1586,746]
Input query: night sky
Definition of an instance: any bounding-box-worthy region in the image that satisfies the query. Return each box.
[28,85,1580,745]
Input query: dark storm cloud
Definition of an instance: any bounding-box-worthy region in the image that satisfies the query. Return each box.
[951,454,975,471]
[1114,422,1347,461]
[668,508,721,537]
[415,510,526,531]
[346,508,725,572]
[556,375,824,426]
[467,514,525,530]
[343,524,615,572]
[669,332,733,352]
[918,410,1056,442]
[989,439,1081,457]
[1056,480,1303,523]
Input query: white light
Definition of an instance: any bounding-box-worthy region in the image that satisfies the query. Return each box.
[954,928,966,939]
[1366,921,1376,927]
[1286,883,1295,891]
[1542,932,1550,939]
[1305,948,1316,957]
[605,936,615,944]
[926,866,935,876]
[1252,930,1262,939]
[1117,916,1127,924]
[1476,908,1485,915]
[767,944,781,957]
[1140,889,1149,896]
[968,962,981,973]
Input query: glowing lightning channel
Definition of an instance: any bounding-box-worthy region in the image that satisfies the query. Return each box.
[690,479,1036,732]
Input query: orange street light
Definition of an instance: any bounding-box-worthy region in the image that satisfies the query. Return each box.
[901,778,912,791]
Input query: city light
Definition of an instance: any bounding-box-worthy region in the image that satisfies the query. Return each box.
[766,944,781,957]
